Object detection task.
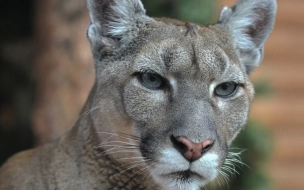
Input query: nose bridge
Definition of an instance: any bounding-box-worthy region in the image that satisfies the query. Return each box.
[172,98,216,142]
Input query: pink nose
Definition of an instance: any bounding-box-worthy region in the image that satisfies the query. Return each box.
[172,136,214,162]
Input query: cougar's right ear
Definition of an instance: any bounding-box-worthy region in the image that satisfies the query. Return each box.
[218,0,277,74]
[87,0,151,57]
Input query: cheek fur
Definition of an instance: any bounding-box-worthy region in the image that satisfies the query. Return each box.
[123,79,167,122]
[217,94,250,141]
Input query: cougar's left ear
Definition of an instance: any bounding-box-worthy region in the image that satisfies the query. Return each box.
[218,0,277,74]
[87,0,152,57]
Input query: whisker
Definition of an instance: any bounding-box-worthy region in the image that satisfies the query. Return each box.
[118,132,141,141]
[117,156,147,161]
[99,140,139,147]
[98,146,121,156]
[96,131,140,142]
[120,159,150,169]
[133,165,152,179]
[223,161,237,172]
[126,162,153,181]
[120,162,146,175]
[142,162,157,182]
[218,148,248,187]
[218,170,230,187]
[98,144,139,149]
[99,134,116,146]
[221,166,239,175]
[78,106,102,120]
[68,105,103,130]
[98,148,139,156]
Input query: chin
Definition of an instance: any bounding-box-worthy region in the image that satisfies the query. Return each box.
[153,172,208,190]
[149,149,219,190]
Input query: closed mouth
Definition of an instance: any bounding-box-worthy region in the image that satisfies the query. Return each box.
[165,170,204,181]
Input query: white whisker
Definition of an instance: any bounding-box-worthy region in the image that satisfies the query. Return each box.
[99,140,139,147]
[96,131,140,142]
[118,156,146,161]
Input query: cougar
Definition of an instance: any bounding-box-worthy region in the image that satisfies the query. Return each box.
[0,0,276,189]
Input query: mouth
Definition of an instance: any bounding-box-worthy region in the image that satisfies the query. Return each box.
[165,170,205,181]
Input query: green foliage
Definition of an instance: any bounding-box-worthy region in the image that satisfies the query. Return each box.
[177,0,216,24]
[254,79,274,99]
[142,0,216,24]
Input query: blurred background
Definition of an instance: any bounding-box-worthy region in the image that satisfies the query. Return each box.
[0,0,303,189]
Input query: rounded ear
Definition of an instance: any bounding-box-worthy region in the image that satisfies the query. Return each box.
[218,0,277,74]
[87,0,152,57]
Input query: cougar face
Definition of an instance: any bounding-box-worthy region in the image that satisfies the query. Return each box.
[92,24,253,189]
[87,0,276,189]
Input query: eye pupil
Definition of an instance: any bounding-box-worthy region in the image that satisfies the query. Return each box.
[149,75,157,82]
[221,83,229,90]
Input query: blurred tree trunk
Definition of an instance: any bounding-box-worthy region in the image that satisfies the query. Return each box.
[33,0,94,145]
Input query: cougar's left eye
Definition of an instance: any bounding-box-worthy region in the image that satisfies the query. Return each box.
[214,82,239,97]
[139,73,164,89]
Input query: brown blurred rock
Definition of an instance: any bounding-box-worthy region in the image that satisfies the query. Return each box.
[33,0,94,145]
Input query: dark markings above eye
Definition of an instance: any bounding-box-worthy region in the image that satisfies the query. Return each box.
[162,47,176,68]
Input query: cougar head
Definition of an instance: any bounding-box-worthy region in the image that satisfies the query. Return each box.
[86,0,276,189]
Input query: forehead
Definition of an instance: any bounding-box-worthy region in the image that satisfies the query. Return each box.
[133,20,241,78]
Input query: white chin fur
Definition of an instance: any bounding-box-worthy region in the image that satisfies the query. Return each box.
[154,176,203,190]
[149,149,219,190]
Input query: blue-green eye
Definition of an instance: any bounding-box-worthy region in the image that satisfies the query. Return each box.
[215,82,238,97]
[139,73,163,89]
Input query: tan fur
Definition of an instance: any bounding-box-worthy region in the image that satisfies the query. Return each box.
[0,0,276,189]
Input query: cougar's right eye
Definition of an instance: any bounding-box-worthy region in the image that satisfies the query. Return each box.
[214,82,239,98]
[138,73,164,90]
